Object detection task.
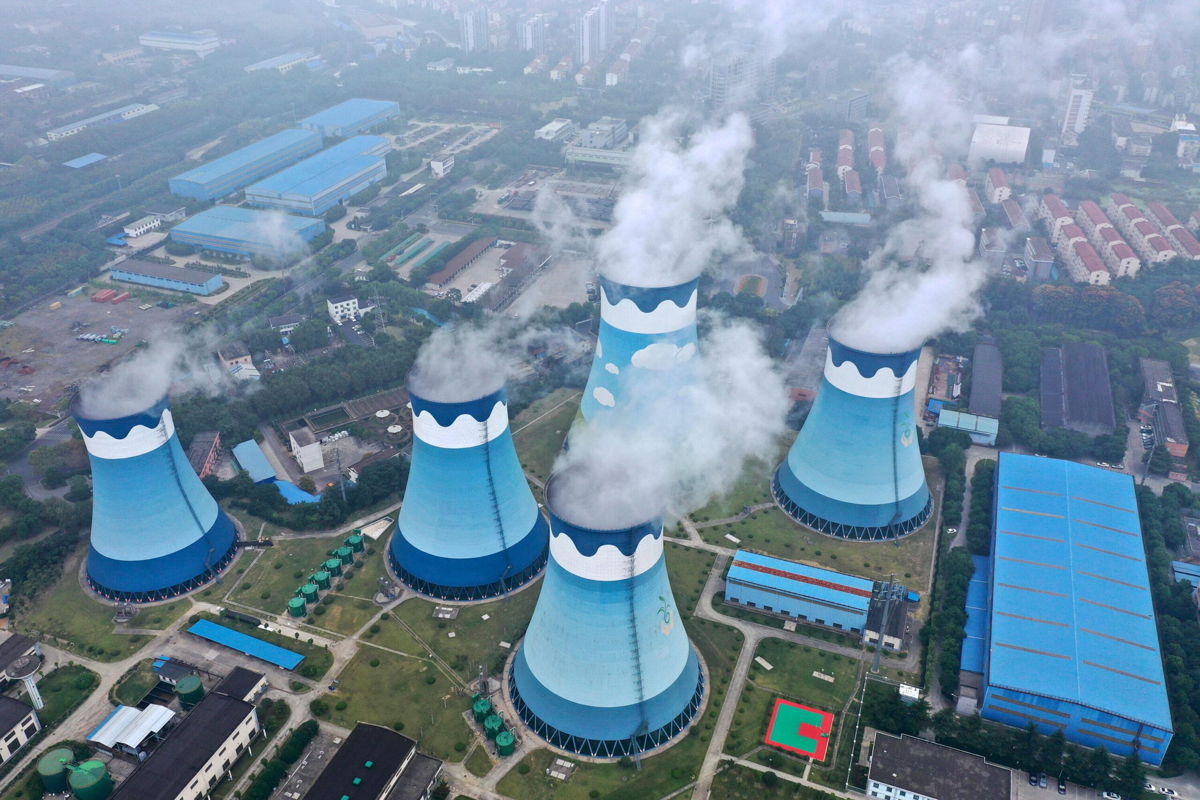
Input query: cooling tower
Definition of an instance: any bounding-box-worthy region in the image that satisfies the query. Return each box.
[581,275,699,421]
[388,382,548,600]
[773,336,931,540]
[509,472,704,757]
[75,397,238,602]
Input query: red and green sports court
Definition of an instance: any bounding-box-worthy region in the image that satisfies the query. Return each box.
[764,699,834,760]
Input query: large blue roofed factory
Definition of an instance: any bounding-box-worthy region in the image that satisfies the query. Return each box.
[243,135,390,216]
[298,98,400,138]
[963,453,1172,764]
[169,205,325,259]
[168,128,323,201]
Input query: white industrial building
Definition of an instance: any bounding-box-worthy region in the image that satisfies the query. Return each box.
[967,123,1031,164]
[123,215,163,238]
[289,428,325,474]
[535,118,577,142]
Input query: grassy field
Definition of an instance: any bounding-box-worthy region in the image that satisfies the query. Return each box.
[310,595,378,636]
[710,764,840,799]
[394,584,542,679]
[324,646,471,762]
[465,744,495,777]
[194,612,334,681]
[364,613,427,655]
[712,595,862,648]
[511,389,579,482]
[227,535,354,613]
[665,542,715,616]
[112,659,159,706]
[689,459,779,522]
[18,551,190,661]
[36,666,98,726]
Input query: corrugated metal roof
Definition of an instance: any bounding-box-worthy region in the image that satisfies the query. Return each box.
[171,129,320,186]
[172,205,322,241]
[988,454,1171,730]
[299,98,398,131]
[1171,561,1200,585]
[232,440,276,483]
[727,550,872,611]
[938,409,999,434]
[962,556,990,674]
[245,135,387,200]
[187,619,304,669]
[88,704,175,750]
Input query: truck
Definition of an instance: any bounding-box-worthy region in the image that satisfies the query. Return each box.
[91,289,116,303]
[110,292,131,305]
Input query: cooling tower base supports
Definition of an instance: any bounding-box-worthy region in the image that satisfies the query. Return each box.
[388,549,547,603]
[504,648,707,760]
[771,470,932,542]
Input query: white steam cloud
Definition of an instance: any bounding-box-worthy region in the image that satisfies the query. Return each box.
[77,330,233,419]
[551,315,789,528]
[254,210,310,264]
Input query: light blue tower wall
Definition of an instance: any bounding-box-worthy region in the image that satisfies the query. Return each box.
[510,481,704,758]
[581,276,699,421]
[389,386,548,600]
[774,337,931,540]
[76,398,238,602]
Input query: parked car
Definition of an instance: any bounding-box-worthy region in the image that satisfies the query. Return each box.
[1039,773,1048,788]
[1058,777,1067,794]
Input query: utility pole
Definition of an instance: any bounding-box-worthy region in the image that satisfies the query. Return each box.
[333,447,347,503]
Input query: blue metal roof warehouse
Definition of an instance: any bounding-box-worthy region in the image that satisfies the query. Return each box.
[981,453,1172,764]
[231,440,276,483]
[299,98,400,138]
[168,128,323,201]
[725,550,873,632]
[110,260,223,296]
[169,205,325,259]
[244,135,390,216]
[187,619,304,670]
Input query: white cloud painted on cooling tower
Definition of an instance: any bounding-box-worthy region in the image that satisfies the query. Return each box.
[630,342,697,371]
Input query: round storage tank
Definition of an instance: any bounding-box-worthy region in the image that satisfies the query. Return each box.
[345,534,365,552]
[334,546,353,565]
[175,674,205,708]
[37,747,74,794]
[483,714,503,740]
[69,760,113,800]
[323,558,342,576]
[313,570,331,589]
[301,583,319,603]
[472,696,492,722]
[287,597,307,617]
[495,730,515,756]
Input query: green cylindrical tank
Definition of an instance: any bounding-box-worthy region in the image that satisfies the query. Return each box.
[323,558,342,576]
[472,696,492,722]
[37,747,73,793]
[287,597,307,617]
[335,546,353,565]
[495,730,515,756]
[301,583,319,603]
[175,674,205,709]
[69,760,112,800]
[345,534,365,552]
[483,714,503,740]
[313,570,331,589]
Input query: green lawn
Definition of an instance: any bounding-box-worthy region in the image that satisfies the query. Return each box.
[18,551,190,661]
[194,612,333,681]
[309,595,378,636]
[710,764,839,799]
[324,647,471,762]
[112,660,159,706]
[35,666,98,726]
[394,584,541,679]
[227,534,360,616]
[511,389,579,482]
[465,744,495,777]
[664,542,715,617]
[689,458,779,522]
[363,613,427,655]
[712,594,862,648]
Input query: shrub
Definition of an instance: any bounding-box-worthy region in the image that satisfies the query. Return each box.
[335,700,348,711]
[392,720,405,731]
[454,742,466,753]
[308,699,330,718]
[313,606,326,616]
[260,590,271,600]
[424,675,436,685]
[370,658,381,667]
[517,764,530,775]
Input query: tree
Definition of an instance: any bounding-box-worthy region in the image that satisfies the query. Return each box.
[1113,751,1145,799]
[1151,281,1198,329]
[0,422,34,461]
[297,475,316,493]
[288,319,331,352]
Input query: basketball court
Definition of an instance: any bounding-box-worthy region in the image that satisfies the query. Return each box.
[763,698,834,760]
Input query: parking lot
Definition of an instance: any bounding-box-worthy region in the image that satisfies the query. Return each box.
[1015,774,1100,799]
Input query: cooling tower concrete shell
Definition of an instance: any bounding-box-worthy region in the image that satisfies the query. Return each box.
[774,337,931,540]
[389,385,548,600]
[509,475,704,758]
[581,275,699,421]
[75,397,238,602]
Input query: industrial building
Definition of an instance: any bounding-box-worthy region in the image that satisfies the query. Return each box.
[75,396,238,602]
[1040,343,1115,435]
[168,128,323,201]
[169,205,325,259]
[244,136,390,216]
[110,260,223,296]
[967,122,1031,164]
[0,64,74,86]
[976,453,1172,765]
[289,427,324,473]
[109,691,259,800]
[580,275,699,422]
[88,704,176,757]
[0,696,39,766]
[1141,358,1190,460]
[301,723,442,800]
[936,409,998,446]
[725,550,873,632]
[968,338,1003,418]
[389,378,548,600]
[232,440,276,483]
[185,431,220,479]
[775,337,931,540]
[425,237,494,288]
[299,98,401,138]
[46,102,158,141]
[138,30,220,56]
[244,49,315,74]
[511,469,704,757]
[867,732,1011,800]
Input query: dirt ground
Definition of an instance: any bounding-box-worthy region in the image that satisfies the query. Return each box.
[508,253,591,315]
[0,293,196,406]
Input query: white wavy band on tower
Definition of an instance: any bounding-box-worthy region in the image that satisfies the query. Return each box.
[411,401,509,449]
[823,352,918,398]
[600,288,698,335]
[81,410,175,460]
[549,530,663,581]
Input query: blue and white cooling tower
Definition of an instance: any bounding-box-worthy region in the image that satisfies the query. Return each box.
[773,337,931,540]
[510,473,704,757]
[581,275,699,421]
[76,397,238,602]
[388,382,548,600]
